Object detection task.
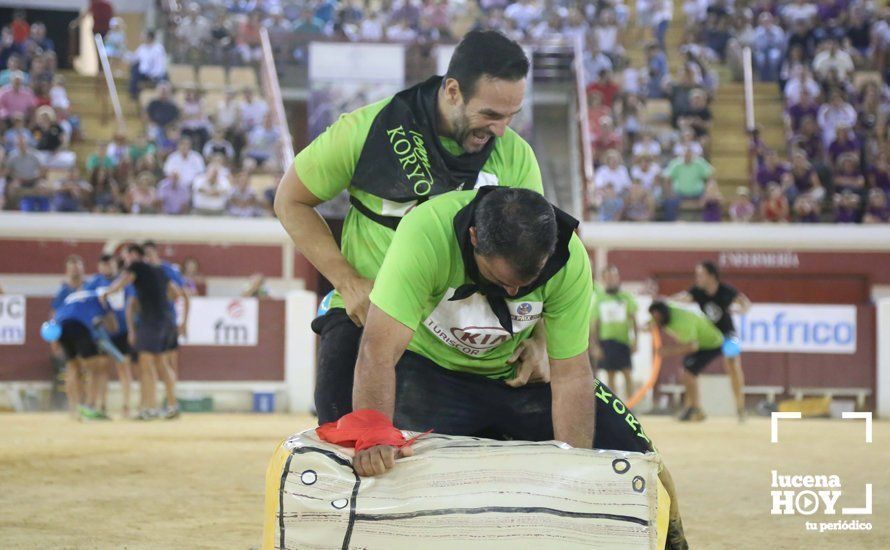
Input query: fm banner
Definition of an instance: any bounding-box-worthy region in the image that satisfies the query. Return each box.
[184,298,259,347]
[733,304,856,354]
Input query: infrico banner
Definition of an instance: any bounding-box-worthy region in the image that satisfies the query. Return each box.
[733,304,856,354]
[184,298,258,346]
[0,295,26,345]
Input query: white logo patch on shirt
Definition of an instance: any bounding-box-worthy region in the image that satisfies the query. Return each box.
[599,300,628,324]
[474,171,500,188]
[423,288,543,356]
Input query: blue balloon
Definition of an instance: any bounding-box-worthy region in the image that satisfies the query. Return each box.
[41,320,62,342]
[722,336,741,358]
[316,290,334,318]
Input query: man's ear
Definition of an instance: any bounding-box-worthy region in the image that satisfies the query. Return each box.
[469,226,478,248]
[443,77,463,105]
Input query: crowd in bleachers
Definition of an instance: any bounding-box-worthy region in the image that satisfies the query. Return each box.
[744,0,890,224]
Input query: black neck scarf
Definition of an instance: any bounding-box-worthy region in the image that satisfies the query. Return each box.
[349,76,496,227]
[449,187,580,334]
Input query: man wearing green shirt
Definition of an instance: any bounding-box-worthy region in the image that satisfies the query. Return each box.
[662,148,714,199]
[648,300,725,422]
[274,31,547,423]
[590,266,638,400]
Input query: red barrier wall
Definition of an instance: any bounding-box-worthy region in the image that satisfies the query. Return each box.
[0,298,286,382]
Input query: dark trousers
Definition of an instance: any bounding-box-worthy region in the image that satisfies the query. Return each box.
[313,308,654,453]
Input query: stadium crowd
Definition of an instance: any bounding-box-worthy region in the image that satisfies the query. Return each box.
[1,1,888,223]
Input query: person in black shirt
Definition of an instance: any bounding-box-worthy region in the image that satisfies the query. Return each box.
[671,261,751,421]
[104,244,183,420]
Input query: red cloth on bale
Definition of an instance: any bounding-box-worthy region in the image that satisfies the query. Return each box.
[316,409,429,452]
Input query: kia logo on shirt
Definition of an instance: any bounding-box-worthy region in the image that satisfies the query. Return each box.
[449,326,511,350]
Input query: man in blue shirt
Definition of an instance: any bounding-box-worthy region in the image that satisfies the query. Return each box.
[52,289,118,419]
[143,241,190,379]
[51,255,86,314]
[86,253,135,418]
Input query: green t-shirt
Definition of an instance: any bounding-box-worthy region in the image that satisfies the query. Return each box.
[663,157,713,197]
[590,290,638,345]
[664,306,723,351]
[369,190,593,379]
[294,97,543,310]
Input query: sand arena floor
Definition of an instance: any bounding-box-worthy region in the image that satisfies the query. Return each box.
[0,413,887,549]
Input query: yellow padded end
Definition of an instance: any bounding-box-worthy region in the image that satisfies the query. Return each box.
[262,441,293,550]
[655,477,671,550]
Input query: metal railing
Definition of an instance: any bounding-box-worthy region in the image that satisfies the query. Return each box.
[94,33,126,134]
[259,27,294,174]
[742,46,755,132]
[573,35,594,220]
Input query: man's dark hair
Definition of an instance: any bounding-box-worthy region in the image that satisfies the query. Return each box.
[648,300,671,324]
[474,188,557,281]
[99,253,114,263]
[444,31,529,99]
[143,240,157,250]
[699,260,720,280]
[127,244,145,257]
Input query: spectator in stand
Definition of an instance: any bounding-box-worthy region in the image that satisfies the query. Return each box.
[827,125,860,168]
[11,11,29,46]
[238,88,268,133]
[86,142,116,173]
[672,129,704,159]
[644,42,668,99]
[237,11,264,63]
[632,129,663,158]
[103,18,128,77]
[846,7,873,63]
[728,186,755,222]
[594,8,624,60]
[663,147,714,200]
[592,116,623,164]
[228,169,259,217]
[387,18,419,42]
[504,0,543,32]
[587,91,611,138]
[128,30,167,100]
[817,89,857,149]
[752,12,786,82]
[596,182,624,222]
[4,113,34,152]
[0,71,36,121]
[175,4,210,65]
[584,38,614,87]
[677,89,712,144]
[791,115,824,164]
[863,188,890,224]
[180,89,211,152]
[754,149,790,194]
[125,171,158,214]
[208,11,235,66]
[653,0,673,48]
[631,153,662,194]
[833,153,866,195]
[0,54,27,87]
[203,128,235,162]
[145,82,179,131]
[32,105,73,169]
[812,40,855,84]
[28,54,53,90]
[89,166,122,212]
[622,180,655,221]
[49,74,70,112]
[700,180,724,222]
[781,0,817,28]
[793,194,821,223]
[192,165,232,215]
[6,133,50,212]
[702,12,732,61]
[157,172,191,215]
[587,69,621,108]
[833,190,861,223]
[594,149,632,194]
[244,114,280,167]
[163,138,205,189]
[760,182,790,222]
[869,152,890,197]
[105,133,129,174]
[786,87,819,132]
[50,167,91,212]
[358,11,385,41]
[788,149,825,202]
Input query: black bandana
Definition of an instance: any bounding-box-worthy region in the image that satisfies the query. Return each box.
[349,76,496,228]
[449,187,580,334]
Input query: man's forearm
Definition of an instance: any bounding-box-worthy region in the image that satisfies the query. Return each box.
[551,355,596,448]
[276,196,360,290]
[352,352,398,419]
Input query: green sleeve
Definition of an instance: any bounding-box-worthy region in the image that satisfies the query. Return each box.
[511,132,544,193]
[589,295,600,322]
[543,235,594,360]
[368,203,445,331]
[292,98,389,202]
